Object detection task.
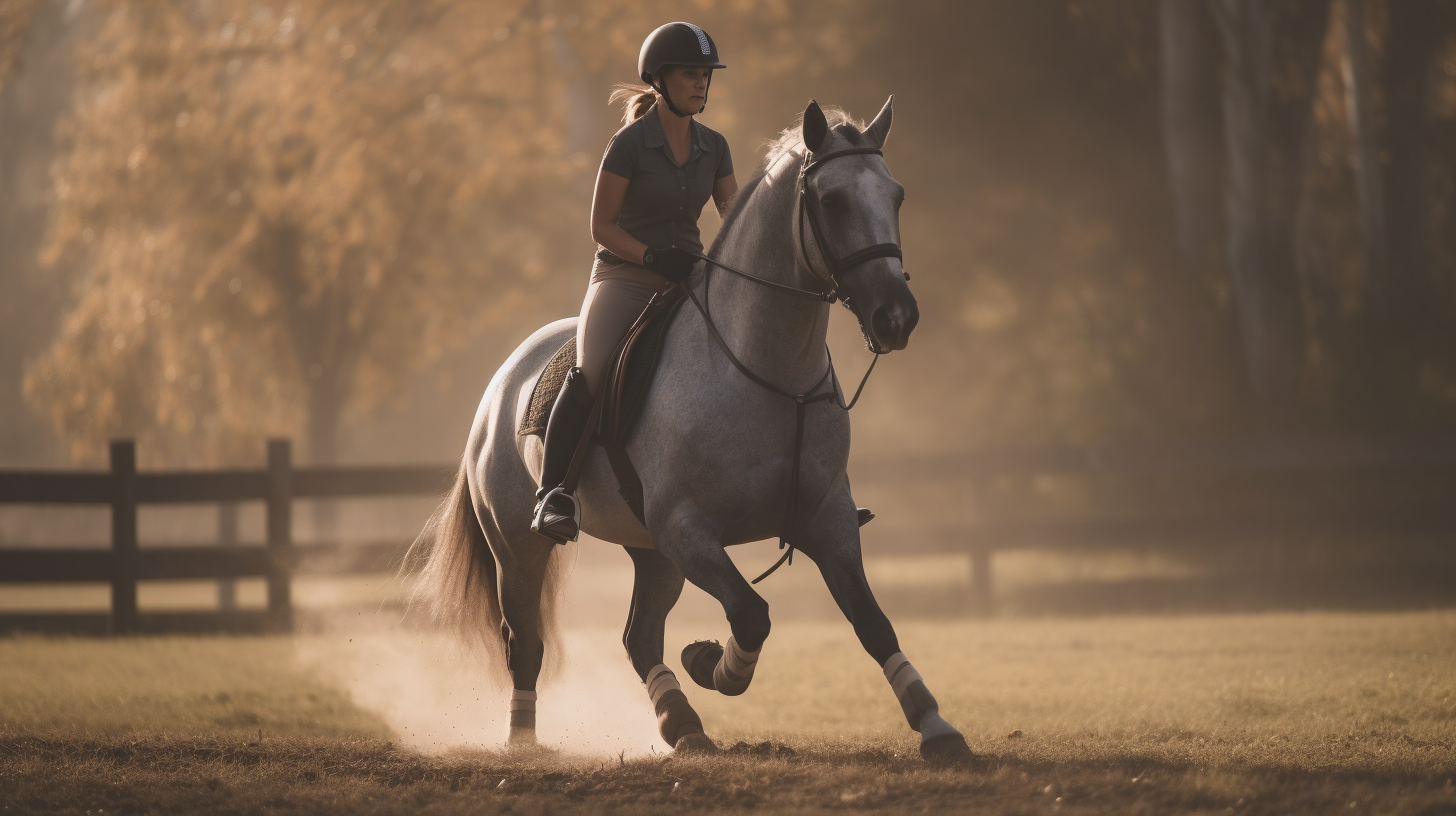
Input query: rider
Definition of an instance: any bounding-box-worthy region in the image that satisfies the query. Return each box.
[531,22,738,543]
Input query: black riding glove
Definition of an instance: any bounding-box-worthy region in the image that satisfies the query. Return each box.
[642,246,697,283]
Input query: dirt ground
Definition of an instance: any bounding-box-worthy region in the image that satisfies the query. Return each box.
[2,611,1454,814]
[4,733,1455,816]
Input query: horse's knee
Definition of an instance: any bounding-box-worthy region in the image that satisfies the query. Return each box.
[726,595,771,651]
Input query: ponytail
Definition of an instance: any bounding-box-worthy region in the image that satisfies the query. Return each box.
[609,83,658,125]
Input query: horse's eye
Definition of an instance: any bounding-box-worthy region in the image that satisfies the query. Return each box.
[820,193,845,210]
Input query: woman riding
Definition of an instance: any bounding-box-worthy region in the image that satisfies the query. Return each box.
[532,22,738,543]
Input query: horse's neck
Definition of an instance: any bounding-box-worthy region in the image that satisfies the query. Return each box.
[704,155,830,394]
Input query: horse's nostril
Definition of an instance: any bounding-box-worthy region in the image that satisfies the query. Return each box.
[871,307,893,337]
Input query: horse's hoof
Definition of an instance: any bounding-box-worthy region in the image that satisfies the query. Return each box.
[680,640,722,690]
[673,732,719,755]
[507,728,538,749]
[919,732,978,765]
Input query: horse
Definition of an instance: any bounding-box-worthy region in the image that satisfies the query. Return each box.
[410,97,975,763]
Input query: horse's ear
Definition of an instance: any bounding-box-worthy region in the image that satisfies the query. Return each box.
[802,100,829,153]
[865,95,893,149]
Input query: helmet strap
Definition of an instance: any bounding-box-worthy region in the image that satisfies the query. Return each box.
[652,77,695,119]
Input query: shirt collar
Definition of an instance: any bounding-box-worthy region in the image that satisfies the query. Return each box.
[640,104,715,155]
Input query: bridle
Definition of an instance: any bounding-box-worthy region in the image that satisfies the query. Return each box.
[793,146,905,301]
[678,144,906,582]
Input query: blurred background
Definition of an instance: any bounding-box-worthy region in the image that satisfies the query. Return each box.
[3,0,1456,621]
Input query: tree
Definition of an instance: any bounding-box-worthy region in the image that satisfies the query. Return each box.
[26,1,578,465]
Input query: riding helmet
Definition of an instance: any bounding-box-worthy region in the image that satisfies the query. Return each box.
[638,22,726,83]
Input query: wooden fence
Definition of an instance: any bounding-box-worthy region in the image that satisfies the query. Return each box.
[0,439,451,635]
[850,436,1456,613]
[3,436,1453,631]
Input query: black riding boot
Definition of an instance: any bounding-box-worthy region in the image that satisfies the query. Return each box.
[531,367,592,543]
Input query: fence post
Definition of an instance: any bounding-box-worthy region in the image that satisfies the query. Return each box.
[964,479,994,617]
[110,440,138,634]
[217,502,238,612]
[969,543,993,618]
[266,439,293,631]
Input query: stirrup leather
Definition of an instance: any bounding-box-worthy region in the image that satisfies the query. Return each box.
[531,486,580,543]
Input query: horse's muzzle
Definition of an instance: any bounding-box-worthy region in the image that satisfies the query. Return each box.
[869,299,919,351]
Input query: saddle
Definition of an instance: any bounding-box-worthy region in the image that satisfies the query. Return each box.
[518,287,687,524]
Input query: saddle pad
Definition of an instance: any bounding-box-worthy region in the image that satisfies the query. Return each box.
[517,295,685,441]
[518,337,576,437]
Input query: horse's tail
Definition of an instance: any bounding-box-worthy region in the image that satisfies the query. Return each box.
[405,459,509,687]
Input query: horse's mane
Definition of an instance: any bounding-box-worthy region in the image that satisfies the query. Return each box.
[710,107,867,252]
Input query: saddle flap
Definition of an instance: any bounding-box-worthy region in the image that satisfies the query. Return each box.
[603,286,687,447]
[517,287,687,527]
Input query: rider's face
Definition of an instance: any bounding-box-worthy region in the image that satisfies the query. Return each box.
[659,65,710,115]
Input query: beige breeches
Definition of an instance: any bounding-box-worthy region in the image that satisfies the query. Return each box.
[576,257,671,396]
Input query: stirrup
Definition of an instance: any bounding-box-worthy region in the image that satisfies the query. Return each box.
[531,486,580,544]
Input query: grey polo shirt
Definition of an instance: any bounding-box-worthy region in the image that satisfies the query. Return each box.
[598,104,733,257]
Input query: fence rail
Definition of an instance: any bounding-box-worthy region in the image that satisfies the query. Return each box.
[2,436,1453,630]
[0,439,452,634]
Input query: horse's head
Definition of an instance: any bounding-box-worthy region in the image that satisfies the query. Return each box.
[798,97,918,352]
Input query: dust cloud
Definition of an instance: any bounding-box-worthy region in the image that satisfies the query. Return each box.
[294,540,713,758]
[297,622,665,757]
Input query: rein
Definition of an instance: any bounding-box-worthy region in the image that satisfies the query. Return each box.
[680,145,899,584]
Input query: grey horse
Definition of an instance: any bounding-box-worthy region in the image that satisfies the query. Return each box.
[411,98,974,762]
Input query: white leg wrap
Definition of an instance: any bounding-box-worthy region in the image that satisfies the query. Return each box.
[882,652,923,698]
[644,663,682,707]
[712,636,760,696]
[508,688,537,742]
[509,689,537,713]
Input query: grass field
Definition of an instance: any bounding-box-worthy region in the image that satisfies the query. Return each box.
[3,611,1455,814]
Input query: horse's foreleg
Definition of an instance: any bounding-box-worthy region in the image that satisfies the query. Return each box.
[802,497,976,763]
[654,514,770,697]
[620,547,714,753]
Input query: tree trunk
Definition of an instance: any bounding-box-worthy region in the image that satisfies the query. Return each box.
[1378,0,1441,420]
[307,375,340,541]
[1159,0,1224,270]
[1211,0,1330,426]
[1339,0,1386,290]
[271,222,342,539]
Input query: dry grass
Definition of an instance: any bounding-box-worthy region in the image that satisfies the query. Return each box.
[2,611,1455,814]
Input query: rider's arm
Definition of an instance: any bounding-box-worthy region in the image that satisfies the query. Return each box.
[712,173,738,216]
[591,169,649,265]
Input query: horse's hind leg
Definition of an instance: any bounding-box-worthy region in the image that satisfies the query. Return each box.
[620,547,716,753]
[493,529,557,746]
[799,494,976,764]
